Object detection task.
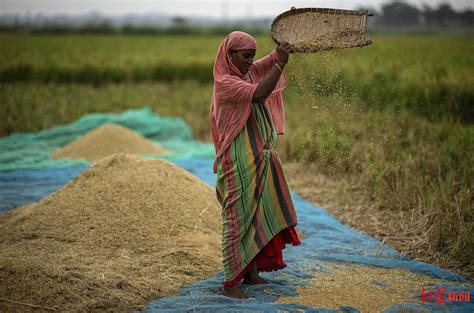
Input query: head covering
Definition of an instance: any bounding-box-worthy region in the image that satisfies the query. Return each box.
[210,31,287,173]
[213,31,257,79]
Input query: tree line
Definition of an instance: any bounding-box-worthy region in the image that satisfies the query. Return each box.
[361,1,473,28]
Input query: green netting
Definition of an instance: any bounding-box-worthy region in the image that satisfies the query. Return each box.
[0,107,215,171]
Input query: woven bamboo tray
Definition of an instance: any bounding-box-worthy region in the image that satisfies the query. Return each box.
[271,7,373,53]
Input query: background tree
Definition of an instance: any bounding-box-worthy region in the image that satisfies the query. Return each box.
[378,1,421,27]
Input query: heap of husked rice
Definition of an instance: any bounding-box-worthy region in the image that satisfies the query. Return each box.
[0,153,221,312]
[52,124,169,162]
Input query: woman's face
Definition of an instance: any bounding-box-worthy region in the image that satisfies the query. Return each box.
[230,49,256,75]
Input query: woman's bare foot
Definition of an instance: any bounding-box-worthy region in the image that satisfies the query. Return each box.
[242,263,269,285]
[223,285,249,299]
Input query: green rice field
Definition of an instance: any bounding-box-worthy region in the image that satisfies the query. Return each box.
[1,32,473,278]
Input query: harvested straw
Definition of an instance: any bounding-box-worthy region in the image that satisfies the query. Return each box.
[52,124,169,162]
[0,154,222,312]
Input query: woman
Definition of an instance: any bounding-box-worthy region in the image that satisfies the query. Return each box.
[210,31,300,299]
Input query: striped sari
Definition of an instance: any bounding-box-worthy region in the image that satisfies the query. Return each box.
[215,101,300,285]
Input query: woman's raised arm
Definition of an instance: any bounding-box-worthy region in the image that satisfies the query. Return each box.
[252,42,291,104]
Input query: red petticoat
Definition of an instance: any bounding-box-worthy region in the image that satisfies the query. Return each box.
[223,226,301,286]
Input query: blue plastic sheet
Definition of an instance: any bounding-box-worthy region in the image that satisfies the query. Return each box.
[1,157,471,312]
[0,166,87,212]
[0,108,214,171]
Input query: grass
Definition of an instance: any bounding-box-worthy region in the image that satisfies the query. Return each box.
[283,96,473,274]
[0,81,213,140]
[1,32,473,279]
[2,33,473,122]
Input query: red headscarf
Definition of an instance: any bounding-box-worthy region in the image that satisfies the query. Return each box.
[210,31,287,173]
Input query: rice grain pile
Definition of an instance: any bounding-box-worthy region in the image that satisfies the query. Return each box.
[52,124,169,162]
[0,153,222,312]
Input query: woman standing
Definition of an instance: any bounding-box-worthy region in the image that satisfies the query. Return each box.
[210,31,300,299]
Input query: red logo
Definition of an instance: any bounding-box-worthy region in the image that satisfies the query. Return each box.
[421,287,471,304]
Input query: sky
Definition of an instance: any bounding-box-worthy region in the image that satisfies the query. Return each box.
[1,0,473,19]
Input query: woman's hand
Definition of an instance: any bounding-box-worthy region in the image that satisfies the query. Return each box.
[276,42,292,65]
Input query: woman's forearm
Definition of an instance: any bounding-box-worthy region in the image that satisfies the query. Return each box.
[252,42,291,104]
[252,61,285,104]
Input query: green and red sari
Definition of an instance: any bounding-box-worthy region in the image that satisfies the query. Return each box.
[215,101,300,285]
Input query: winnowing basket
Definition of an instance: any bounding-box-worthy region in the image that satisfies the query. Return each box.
[271,7,373,53]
